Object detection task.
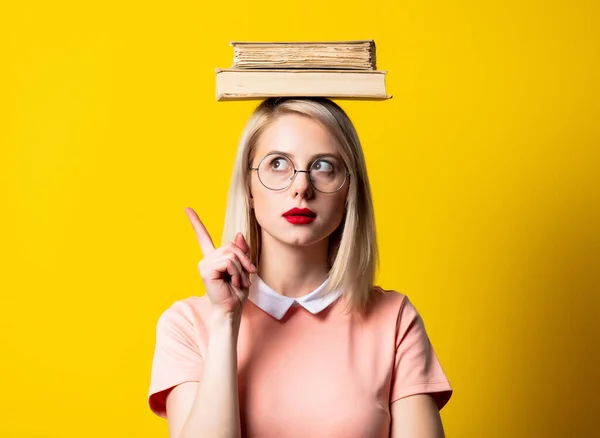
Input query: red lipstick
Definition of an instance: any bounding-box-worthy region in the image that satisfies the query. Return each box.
[283,208,316,225]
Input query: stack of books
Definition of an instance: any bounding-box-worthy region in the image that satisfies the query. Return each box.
[215,40,392,101]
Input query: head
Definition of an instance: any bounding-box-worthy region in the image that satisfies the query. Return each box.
[222,97,378,313]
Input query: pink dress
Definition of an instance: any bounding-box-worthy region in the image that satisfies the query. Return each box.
[148,276,452,437]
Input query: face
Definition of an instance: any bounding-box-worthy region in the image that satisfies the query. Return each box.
[249,113,350,248]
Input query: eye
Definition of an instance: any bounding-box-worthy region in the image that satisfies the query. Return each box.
[313,159,334,173]
[269,156,291,171]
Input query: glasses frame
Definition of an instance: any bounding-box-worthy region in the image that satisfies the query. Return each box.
[249,152,350,194]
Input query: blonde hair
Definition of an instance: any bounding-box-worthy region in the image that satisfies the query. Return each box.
[222,97,378,314]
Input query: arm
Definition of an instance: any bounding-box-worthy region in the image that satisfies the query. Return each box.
[388,295,452,438]
[390,394,445,438]
[160,208,255,438]
[166,310,242,438]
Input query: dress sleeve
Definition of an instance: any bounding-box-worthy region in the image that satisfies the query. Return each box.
[148,300,204,418]
[390,296,453,410]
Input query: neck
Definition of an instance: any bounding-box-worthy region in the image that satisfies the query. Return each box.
[257,232,330,298]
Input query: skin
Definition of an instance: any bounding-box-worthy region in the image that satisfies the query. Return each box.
[249,113,350,298]
[167,113,445,438]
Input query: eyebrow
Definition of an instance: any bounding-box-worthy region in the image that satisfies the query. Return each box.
[266,150,342,161]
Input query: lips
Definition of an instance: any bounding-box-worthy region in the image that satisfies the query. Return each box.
[283,208,316,218]
[283,208,316,225]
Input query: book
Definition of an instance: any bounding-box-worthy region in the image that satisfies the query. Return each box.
[215,68,392,101]
[230,40,376,70]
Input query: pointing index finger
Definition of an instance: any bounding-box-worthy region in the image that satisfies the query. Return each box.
[184,207,215,256]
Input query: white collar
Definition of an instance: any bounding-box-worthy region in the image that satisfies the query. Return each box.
[248,274,342,320]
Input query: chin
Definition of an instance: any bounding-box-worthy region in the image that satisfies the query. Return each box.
[259,224,327,248]
[278,230,326,247]
[281,222,341,248]
[257,215,343,248]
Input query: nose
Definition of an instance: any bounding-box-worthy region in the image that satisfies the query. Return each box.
[290,170,314,199]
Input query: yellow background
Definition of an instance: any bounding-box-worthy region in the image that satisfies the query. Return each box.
[1,0,598,436]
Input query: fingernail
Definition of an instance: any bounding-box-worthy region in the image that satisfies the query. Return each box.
[251,263,257,272]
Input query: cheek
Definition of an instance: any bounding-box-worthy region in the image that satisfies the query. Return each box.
[250,183,278,222]
[325,193,349,227]
[332,198,347,224]
[334,187,350,213]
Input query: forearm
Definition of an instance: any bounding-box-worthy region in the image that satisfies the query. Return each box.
[180,310,242,438]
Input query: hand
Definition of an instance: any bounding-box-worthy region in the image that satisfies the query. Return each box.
[184,207,257,315]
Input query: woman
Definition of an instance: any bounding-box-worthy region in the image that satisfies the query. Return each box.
[148,97,453,437]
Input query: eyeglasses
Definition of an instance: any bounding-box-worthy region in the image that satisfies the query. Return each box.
[249,152,350,193]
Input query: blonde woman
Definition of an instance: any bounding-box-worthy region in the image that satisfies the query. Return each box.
[148,97,452,438]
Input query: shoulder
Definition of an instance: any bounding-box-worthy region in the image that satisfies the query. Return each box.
[155,295,213,331]
[370,285,408,303]
[367,285,410,314]
[365,286,425,327]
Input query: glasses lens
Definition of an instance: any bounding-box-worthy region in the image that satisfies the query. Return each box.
[258,154,295,190]
[256,154,348,192]
[310,157,347,193]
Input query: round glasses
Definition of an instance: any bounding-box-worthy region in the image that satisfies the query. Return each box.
[249,153,350,193]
